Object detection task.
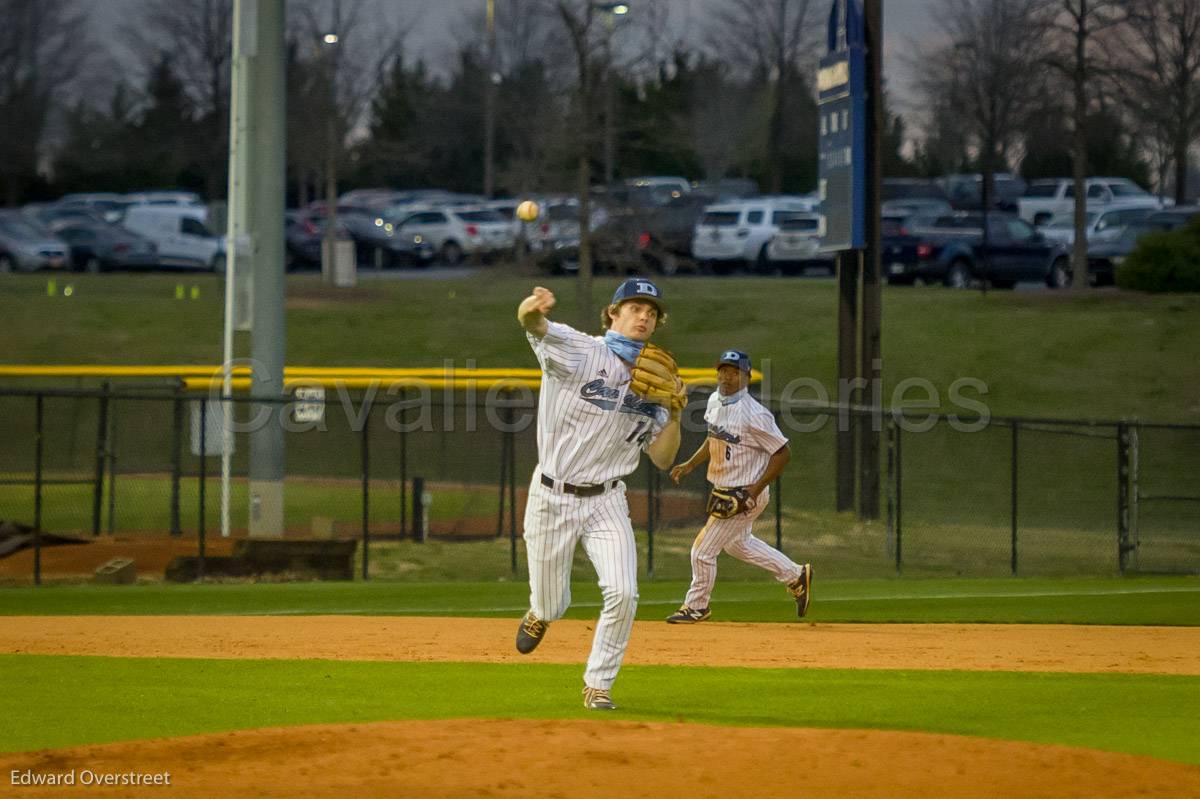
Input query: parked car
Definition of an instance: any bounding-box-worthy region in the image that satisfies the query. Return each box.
[1038,204,1153,246]
[393,205,515,264]
[689,178,759,201]
[765,213,833,275]
[1086,206,1200,285]
[304,205,434,267]
[882,178,950,204]
[622,176,691,205]
[939,173,1027,211]
[27,205,108,228]
[49,220,158,272]
[0,211,71,272]
[56,193,131,223]
[588,191,719,275]
[691,197,820,273]
[1017,178,1166,225]
[121,205,225,271]
[884,213,1071,289]
[483,199,522,238]
[881,198,954,218]
[123,190,204,207]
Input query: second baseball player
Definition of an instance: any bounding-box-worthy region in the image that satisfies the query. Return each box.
[667,349,811,623]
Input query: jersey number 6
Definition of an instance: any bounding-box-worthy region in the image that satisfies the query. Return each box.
[725,444,732,461]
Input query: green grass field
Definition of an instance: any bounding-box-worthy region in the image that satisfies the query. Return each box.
[2,576,1197,624]
[0,577,1197,763]
[1,272,1199,420]
[3,274,1199,772]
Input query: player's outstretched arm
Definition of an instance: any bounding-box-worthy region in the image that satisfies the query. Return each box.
[517,286,555,338]
[748,444,791,500]
[670,439,710,484]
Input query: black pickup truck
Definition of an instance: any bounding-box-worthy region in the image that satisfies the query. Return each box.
[884,213,1072,288]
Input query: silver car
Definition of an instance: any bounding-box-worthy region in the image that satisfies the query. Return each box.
[0,211,70,272]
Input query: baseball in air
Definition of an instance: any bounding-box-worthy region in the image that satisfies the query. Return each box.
[516,200,540,222]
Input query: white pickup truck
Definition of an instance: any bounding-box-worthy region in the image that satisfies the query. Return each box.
[1017,178,1167,225]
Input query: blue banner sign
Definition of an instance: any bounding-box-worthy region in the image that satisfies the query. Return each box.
[818,0,867,252]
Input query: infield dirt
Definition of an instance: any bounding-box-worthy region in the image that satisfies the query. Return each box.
[3,616,1198,798]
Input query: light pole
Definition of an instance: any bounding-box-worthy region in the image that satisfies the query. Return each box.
[595,3,629,185]
[484,0,498,197]
[321,3,341,284]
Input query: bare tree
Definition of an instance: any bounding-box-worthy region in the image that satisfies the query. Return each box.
[703,0,822,194]
[126,0,233,200]
[1043,0,1128,288]
[917,0,1053,218]
[0,0,90,205]
[1107,0,1200,204]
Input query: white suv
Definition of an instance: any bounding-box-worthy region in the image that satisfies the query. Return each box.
[691,197,817,272]
[393,205,516,264]
[1017,178,1166,226]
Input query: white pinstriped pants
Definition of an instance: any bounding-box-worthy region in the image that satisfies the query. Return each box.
[684,487,803,610]
[523,469,638,691]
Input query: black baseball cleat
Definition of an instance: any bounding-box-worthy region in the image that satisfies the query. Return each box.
[665,605,711,624]
[788,564,812,618]
[516,610,548,654]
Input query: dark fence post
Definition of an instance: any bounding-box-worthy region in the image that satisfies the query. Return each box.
[106,397,117,535]
[412,476,425,543]
[170,391,183,537]
[774,474,782,551]
[507,412,517,568]
[1117,422,1132,573]
[646,464,656,577]
[894,424,903,574]
[361,408,370,581]
[399,390,408,537]
[91,381,110,536]
[33,395,44,587]
[198,399,207,581]
[885,417,895,557]
[1011,421,1019,576]
[497,402,509,537]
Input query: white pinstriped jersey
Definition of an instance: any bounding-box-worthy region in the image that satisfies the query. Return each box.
[703,390,788,487]
[527,321,668,485]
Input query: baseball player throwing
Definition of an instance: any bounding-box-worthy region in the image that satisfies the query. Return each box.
[666,349,811,623]
[515,279,684,710]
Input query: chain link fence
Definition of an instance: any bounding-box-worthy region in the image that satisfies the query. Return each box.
[1,385,1197,584]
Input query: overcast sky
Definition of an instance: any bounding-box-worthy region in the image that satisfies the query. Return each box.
[98,0,935,116]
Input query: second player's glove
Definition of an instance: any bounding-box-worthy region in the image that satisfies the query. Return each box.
[706,487,756,519]
[630,342,686,414]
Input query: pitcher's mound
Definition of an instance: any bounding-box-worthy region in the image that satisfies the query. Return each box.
[5,718,1199,798]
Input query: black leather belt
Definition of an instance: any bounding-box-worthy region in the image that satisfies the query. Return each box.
[541,473,619,497]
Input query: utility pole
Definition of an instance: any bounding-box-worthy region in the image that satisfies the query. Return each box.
[484,0,497,197]
[858,0,883,520]
[321,0,341,284]
[248,0,287,538]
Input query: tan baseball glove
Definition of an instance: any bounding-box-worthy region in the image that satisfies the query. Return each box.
[630,342,686,414]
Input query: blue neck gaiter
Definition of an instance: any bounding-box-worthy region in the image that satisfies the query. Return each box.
[719,387,748,406]
[603,330,645,363]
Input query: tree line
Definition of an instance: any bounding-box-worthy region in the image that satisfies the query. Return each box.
[1,0,1197,208]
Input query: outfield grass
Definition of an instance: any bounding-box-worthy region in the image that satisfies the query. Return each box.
[1,273,1196,578]
[2,655,1197,764]
[2,272,1199,420]
[1,576,1197,625]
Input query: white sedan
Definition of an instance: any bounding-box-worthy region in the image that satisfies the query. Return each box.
[766,214,833,275]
